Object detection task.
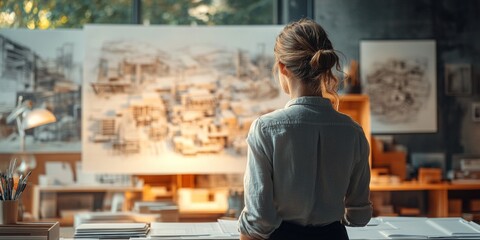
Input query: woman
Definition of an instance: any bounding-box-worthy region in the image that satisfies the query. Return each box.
[238,18,372,240]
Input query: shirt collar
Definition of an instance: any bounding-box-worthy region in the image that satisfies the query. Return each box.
[285,96,333,109]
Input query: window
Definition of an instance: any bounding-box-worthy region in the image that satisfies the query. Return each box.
[0,0,133,29]
[142,0,274,25]
[0,0,274,29]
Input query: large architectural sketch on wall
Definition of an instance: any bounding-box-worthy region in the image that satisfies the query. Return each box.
[83,25,286,174]
[360,40,437,134]
[0,30,83,152]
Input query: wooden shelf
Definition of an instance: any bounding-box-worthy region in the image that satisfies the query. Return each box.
[371,182,446,191]
[32,185,143,223]
[371,182,480,191]
[339,94,371,162]
[370,181,480,217]
[34,185,143,192]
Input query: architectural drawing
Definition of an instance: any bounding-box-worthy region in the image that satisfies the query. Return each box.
[88,40,277,156]
[366,58,431,124]
[360,40,437,134]
[0,30,83,152]
[83,25,285,173]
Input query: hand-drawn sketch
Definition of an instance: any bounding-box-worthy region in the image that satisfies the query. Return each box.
[0,30,83,152]
[360,40,437,133]
[83,25,286,174]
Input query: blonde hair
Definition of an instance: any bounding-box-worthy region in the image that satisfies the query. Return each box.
[273,18,341,109]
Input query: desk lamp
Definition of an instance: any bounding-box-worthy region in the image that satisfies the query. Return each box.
[6,96,56,173]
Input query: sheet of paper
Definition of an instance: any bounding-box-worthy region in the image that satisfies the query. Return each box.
[150,222,223,237]
[427,218,480,236]
[133,236,238,240]
[347,223,397,231]
[380,220,450,239]
[217,219,239,236]
[346,227,390,239]
[367,218,381,226]
[376,216,428,222]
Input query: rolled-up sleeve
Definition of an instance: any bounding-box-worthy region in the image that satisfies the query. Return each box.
[343,130,373,227]
[238,118,281,239]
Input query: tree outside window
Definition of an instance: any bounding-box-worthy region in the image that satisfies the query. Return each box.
[0,0,274,29]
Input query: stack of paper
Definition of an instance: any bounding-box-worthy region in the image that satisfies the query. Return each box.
[74,211,159,227]
[346,218,398,240]
[73,223,149,239]
[146,219,239,239]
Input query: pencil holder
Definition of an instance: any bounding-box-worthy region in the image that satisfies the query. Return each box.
[0,200,18,224]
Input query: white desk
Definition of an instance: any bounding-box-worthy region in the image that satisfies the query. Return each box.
[59,217,480,239]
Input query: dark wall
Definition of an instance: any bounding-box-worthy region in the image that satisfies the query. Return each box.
[314,0,480,172]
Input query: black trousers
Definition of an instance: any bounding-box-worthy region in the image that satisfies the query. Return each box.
[268,221,349,240]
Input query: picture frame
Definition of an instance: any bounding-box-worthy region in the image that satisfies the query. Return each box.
[445,64,472,96]
[360,40,437,134]
[473,102,480,122]
[0,30,83,153]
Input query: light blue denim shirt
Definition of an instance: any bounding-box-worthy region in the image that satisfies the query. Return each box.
[238,96,372,239]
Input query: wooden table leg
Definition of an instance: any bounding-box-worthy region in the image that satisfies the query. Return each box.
[429,189,448,217]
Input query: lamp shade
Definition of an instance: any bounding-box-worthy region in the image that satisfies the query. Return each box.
[23,109,56,129]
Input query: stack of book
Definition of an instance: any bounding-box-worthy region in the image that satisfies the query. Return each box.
[0,222,59,240]
[73,222,149,239]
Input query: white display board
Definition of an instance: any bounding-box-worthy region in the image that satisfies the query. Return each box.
[82,25,287,174]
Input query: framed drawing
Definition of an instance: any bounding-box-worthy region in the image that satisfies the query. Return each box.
[0,29,83,153]
[360,40,437,134]
[473,102,480,122]
[445,64,472,96]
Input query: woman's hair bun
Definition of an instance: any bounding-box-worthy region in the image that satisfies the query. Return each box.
[309,49,338,73]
